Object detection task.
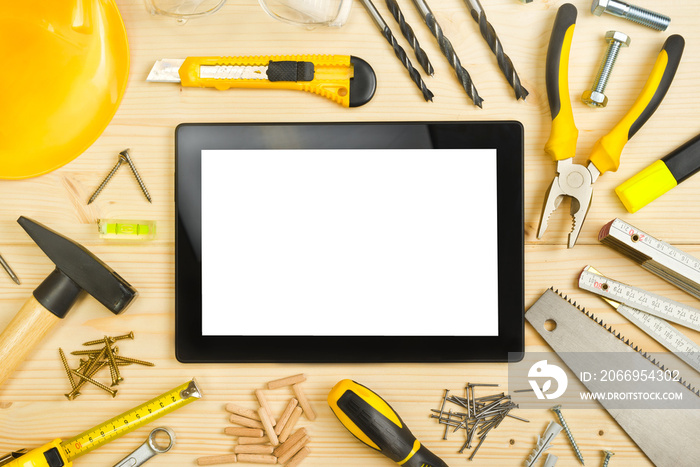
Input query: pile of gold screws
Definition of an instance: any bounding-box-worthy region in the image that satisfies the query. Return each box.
[59,332,154,400]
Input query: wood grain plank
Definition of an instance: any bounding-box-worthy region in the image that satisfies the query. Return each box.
[0,0,698,465]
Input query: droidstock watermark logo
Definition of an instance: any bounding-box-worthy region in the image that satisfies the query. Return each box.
[528,360,568,400]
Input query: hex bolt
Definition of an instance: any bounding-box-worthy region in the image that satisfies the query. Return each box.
[591,0,670,31]
[551,405,585,465]
[602,450,615,466]
[582,31,630,108]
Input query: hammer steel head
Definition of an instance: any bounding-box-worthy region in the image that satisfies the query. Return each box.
[18,217,137,314]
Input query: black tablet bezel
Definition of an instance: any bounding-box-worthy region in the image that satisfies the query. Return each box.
[175,122,523,363]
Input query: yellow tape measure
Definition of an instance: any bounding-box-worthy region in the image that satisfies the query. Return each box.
[3,379,202,467]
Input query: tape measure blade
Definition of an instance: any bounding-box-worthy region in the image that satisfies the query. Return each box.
[526,289,700,467]
[616,304,700,374]
[61,379,201,461]
[579,268,700,332]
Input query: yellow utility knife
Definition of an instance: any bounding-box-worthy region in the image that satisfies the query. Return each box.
[147,54,376,108]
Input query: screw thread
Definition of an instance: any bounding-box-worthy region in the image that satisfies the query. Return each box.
[553,408,585,465]
[122,150,152,203]
[602,451,615,467]
[593,41,621,93]
[88,159,123,204]
[625,5,670,31]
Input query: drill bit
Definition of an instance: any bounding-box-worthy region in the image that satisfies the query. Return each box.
[411,0,483,107]
[359,0,434,101]
[384,0,434,76]
[462,0,528,100]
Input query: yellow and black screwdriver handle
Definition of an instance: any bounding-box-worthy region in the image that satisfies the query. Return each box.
[179,54,376,108]
[329,380,449,467]
[589,34,684,174]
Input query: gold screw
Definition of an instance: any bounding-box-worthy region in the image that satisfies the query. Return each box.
[114,355,155,367]
[82,331,134,346]
[103,337,123,386]
[71,369,118,398]
[59,348,78,395]
[71,349,104,356]
[66,350,108,400]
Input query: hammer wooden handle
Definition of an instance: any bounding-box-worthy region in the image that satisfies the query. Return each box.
[0,296,61,387]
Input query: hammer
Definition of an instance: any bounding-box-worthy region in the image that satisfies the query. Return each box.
[0,217,137,387]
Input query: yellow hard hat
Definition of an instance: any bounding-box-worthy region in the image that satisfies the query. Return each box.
[0,0,129,179]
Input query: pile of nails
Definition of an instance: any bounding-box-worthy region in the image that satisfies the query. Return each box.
[430,383,529,461]
[58,332,154,400]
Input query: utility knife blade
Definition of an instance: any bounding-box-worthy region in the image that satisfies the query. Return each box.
[146,54,376,107]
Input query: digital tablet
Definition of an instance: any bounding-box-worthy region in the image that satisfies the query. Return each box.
[175,122,523,362]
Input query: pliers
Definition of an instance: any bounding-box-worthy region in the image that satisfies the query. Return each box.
[537,3,684,248]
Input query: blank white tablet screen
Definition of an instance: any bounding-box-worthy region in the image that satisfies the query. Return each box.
[201,149,498,336]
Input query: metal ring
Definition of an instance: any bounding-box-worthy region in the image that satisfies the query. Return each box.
[148,427,176,453]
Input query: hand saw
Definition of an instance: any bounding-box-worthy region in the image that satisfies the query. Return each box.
[0,379,201,467]
[526,289,700,467]
[146,55,376,108]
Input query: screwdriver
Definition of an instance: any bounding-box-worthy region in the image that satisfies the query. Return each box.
[328,379,449,467]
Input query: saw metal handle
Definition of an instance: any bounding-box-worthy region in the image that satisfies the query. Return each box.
[589,35,685,174]
[544,3,579,162]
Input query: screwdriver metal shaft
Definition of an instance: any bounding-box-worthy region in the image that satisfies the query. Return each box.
[0,253,20,285]
[359,0,434,101]
[411,0,483,107]
[462,0,528,100]
[384,0,434,76]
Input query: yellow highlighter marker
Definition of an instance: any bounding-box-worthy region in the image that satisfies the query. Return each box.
[616,133,700,212]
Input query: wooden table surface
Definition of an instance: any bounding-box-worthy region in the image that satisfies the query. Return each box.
[1,0,699,465]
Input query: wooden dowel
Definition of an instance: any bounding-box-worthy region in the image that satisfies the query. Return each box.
[274,428,307,458]
[235,454,277,464]
[255,389,276,427]
[292,384,316,421]
[238,436,270,445]
[276,435,310,465]
[225,403,261,421]
[196,454,237,465]
[275,398,299,435]
[267,374,306,390]
[229,414,264,429]
[285,446,311,467]
[257,406,279,446]
[233,445,274,455]
[278,407,303,443]
[224,427,264,437]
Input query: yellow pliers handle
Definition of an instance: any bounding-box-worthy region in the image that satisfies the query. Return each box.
[544,3,579,162]
[589,35,685,174]
[179,54,376,108]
